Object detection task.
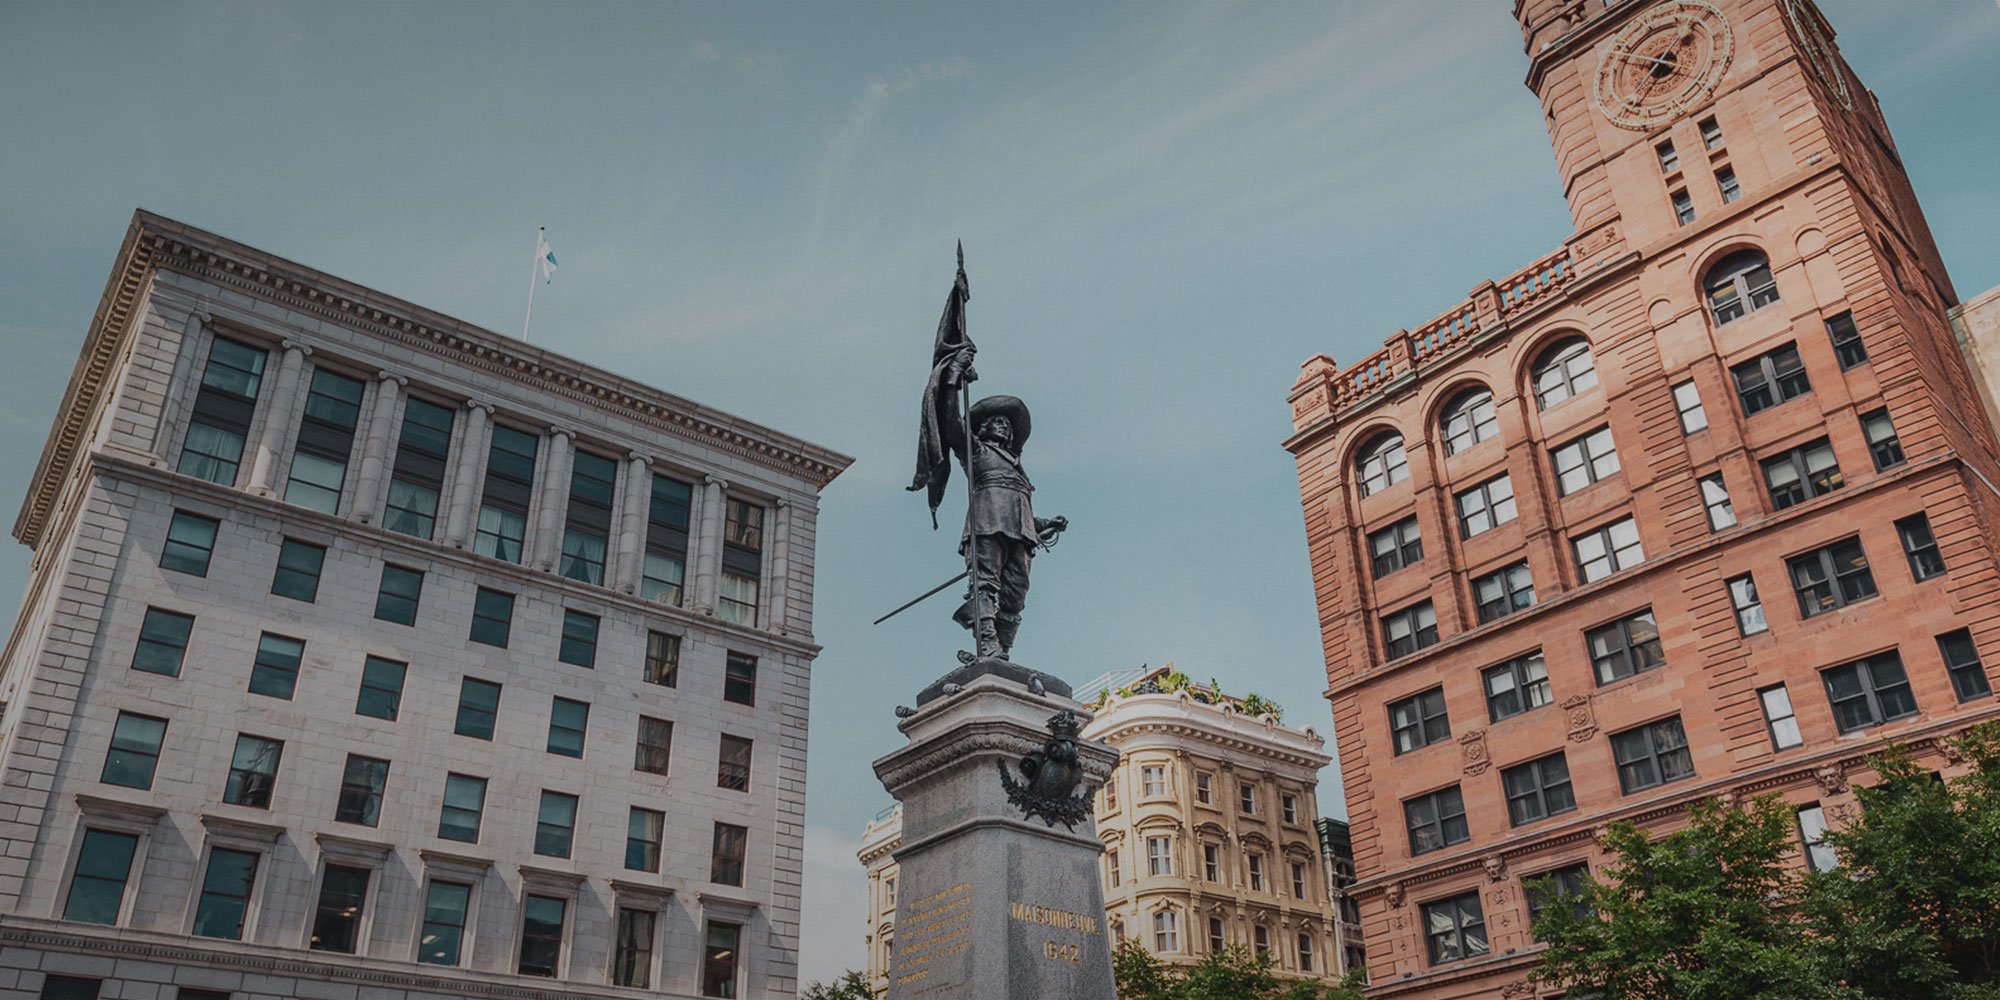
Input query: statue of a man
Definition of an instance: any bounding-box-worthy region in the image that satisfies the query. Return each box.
[945,393,1066,659]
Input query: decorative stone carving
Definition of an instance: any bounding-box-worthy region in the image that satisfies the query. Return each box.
[1562,694,1596,742]
[1938,737,1968,766]
[1813,763,1848,795]
[997,710,1093,829]
[1384,881,1405,907]
[1459,729,1491,776]
[1482,854,1508,883]
[1501,980,1537,998]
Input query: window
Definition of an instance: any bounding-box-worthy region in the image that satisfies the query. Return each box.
[1526,863,1592,937]
[1573,517,1644,582]
[1732,344,1811,416]
[1148,835,1173,876]
[517,894,567,977]
[1788,537,1877,618]
[439,774,487,842]
[636,717,673,775]
[1253,924,1271,957]
[645,631,680,687]
[1473,561,1535,623]
[1208,917,1226,953]
[132,609,194,677]
[643,474,693,604]
[373,565,422,625]
[1368,517,1423,578]
[475,425,537,562]
[192,847,259,940]
[162,511,219,576]
[719,498,764,626]
[1717,166,1741,204]
[469,588,514,647]
[1552,426,1620,495]
[454,678,502,739]
[1672,189,1695,225]
[614,907,657,988]
[223,735,283,808]
[384,397,454,539]
[1827,311,1868,369]
[63,829,139,924]
[40,977,101,1000]
[1153,909,1179,952]
[1655,140,1679,172]
[1108,849,1122,887]
[1502,753,1577,826]
[1441,389,1499,454]
[1823,653,1918,732]
[1355,435,1409,497]
[1611,716,1694,792]
[1456,474,1517,538]
[1141,764,1166,797]
[1860,409,1904,469]
[1390,687,1451,754]
[702,921,742,998]
[247,633,304,700]
[719,734,753,792]
[1897,514,1945,580]
[724,652,758,705]
[178,336,266,486]
[559,610,599,668]
[1762,438,1843,510]
[355,656,406,721]
[309,865,370,953]
[1239,783,1257,815]
[1283,794,1299,824]
[1701,474,1737,530]
[284,369,365,513]
[417,880,473,965]
[1706,250,1780,324]
[1298,933,1316,972]
[1382,601,1439,660]
[1700,116,1724,148]
[547,698,588,758]
[1248,853,1266,892]
[1673,380,1708,432]
[335,755,389,826]
[1202,844,1220,882]
[1404,786,1468,855]
[101,712,167,789]
[1421,891,1488,964]
[1797,804,1838,872]
[711,822,748,885]
[627,807,665,872]
[1760,684,1804,750]
[1483,653,1551,722]
[1587,610,1664,684]
[267,539,329,602]
[1195,772,1213,805]
[1104,781,1118,811]
[559,451,617,585]
[1938,630,1992,701]
[1291,860,1308,897]
[1532,340,1598,410]
[535,791,579,858]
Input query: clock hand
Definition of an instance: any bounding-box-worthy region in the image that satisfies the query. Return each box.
[1614,50,1681,71]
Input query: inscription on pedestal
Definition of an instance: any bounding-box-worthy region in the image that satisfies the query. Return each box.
[896,881,975,992]
[1012,901,1100,965]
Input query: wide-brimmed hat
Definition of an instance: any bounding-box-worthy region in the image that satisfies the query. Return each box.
[969,395,1031,448]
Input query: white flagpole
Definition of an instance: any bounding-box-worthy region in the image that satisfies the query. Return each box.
[522,225,545,342]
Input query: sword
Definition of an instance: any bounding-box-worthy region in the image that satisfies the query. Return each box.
[872,569,969,626]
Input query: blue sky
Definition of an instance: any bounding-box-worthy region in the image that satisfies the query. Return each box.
[4,1,1998,986]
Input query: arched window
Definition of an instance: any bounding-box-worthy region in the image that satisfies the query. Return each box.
[1705,250,1779,324]
[1531,339,1599,410]
[1440,389,1499,455]
[1355,434,1408,497]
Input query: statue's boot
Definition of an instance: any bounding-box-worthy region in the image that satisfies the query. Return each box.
[994,613,1020,661]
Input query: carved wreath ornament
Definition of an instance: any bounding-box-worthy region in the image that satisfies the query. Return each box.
[998,710,1093,830]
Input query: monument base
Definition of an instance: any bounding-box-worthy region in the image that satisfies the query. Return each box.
[874,667,1119,1000]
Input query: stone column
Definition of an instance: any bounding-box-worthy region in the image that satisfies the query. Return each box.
[767,499,793,634]
[531,427,574,572]
[349,372,404,524]
[612,453,653,594]
[443,401,492,549]
[247,341,309,496]
[692,474,727,614]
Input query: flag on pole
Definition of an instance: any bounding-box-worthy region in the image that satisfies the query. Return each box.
[536,232,559,284]
[906,242,975,529]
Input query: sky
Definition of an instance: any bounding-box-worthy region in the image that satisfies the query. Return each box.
[3,0,1998,987]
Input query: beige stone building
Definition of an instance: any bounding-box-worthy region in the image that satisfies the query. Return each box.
[1950,283,2000,437]
[857,666,1346,989]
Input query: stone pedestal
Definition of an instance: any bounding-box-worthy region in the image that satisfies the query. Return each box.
[874,668,1119,1000]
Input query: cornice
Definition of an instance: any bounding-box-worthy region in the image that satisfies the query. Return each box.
[1091,714,1330,772]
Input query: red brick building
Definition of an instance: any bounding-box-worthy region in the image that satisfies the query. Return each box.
[1283,1,2000,996]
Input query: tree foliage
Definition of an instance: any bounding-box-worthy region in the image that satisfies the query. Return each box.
[1113,940,1365,1000]
[800,970,879,1000]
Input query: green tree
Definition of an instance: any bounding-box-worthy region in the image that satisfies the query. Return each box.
[800,970,879,1000]
[1113,940,1363,1000]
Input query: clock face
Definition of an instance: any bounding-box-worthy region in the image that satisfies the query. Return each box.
[1784,0,1852,110]
[1593,0,1735,130]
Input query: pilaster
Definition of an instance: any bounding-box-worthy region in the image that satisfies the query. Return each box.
[693,474,727,614]
[246,341,308,496]
[612,453,653,594]
[348,371,404,525]
[442,400,492,548]
[531,426,574,572]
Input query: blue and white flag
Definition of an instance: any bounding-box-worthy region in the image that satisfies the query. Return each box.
[536,233,559,284]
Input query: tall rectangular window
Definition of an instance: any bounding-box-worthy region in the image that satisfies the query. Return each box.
[1404,786,1468,855]
[1673,380,1708,432]
[1727,575,1768,635]
[101,712,167,789]
[62,829,140,924]
[1526,864,1592,938]
[645,631,680,687]
[724,652,758,706]
[247,632,305,700]
[642,474,693,605]
[535,791,579,858]
[223,734,283,808]
[1701,474,1737,530]
[384,397,455,539]
[1896,514,1946,580]
[517,894,567,977]
[1195,772,1213,804]
[1587,610,1664,684]
[1208,917,1225,953]
[373,565,423,625]
[1455,474,1516,538]
[1248,853,1266,891]
[454,678,502,740]
[1240,783,1257,815]
[1389,687,1450,754]
[1937,629,1993,701]
[1788,537,1877,618]
[1700,115,1724,148]
[1760,684,1803,750]
[1203,844,1220,882]
[559,451,617,585]
[1483,653,1550,723]
[178,336,267,486]
[1368,517,1423,578]
[469,588,514,647]
[547,697,589,758]
[626,807,665,872]
[1610,717,1694,792]
[309,865,370,953]
[1551,426,1620,495]
[270,538,326,602]
[1826,311,1868,369]
[1502,752,1576,826]
[1822,653,1918,732]
[1762,438,1843,510]
[131,609,194,677]
[558,610,599,668]
[1732,344,1811,416]
[1860,409,1904,469]
[614,907,657,988]
[192,847,259,940]
[417,880,472,966]
[711,822,748,885]
[475,425,538,562]
[1797,804,1838,872]
[702,922,742,998]
[1290,860,1307,897]
[1473,562,1534,623]
[284,368,366,513]
[1573,517,1644,582]
[1671,189,1695,225]
[1155,910,1180,952]
[1716,166,1741,203]
[1655,140,1679,172]
[1148,835,1172,876]
[335,755,389,826]
[162,512,219,576]
[438,773,487,842]
[719,498,764,626]
[718,734,753,792]
[1381,601,1439,660]
[636,717,673,775]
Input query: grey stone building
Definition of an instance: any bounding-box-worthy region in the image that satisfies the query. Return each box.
[0,212,850,1000]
